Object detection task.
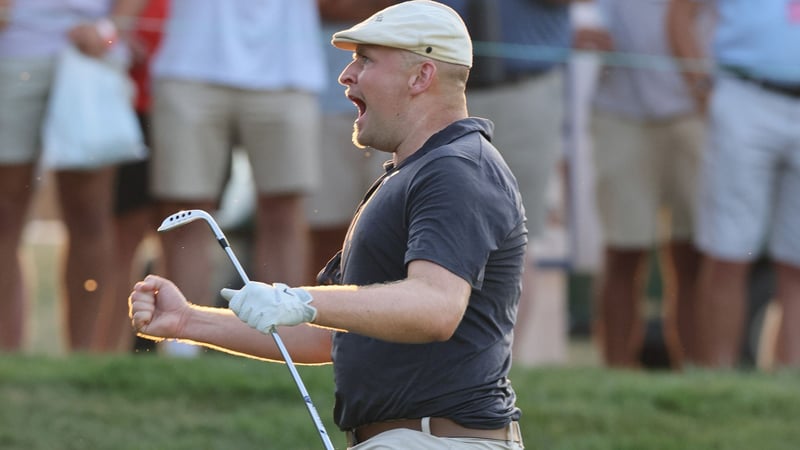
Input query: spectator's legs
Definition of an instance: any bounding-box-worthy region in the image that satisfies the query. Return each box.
[596,247,648,368]
[695,256,749,368]
[56,167,116,351]
[253,193,311,286]
[93,205,156,352]
[0,164,34,351]
[774,261,800,367]
[662,240,701,367]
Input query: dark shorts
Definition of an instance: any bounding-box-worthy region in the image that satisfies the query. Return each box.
[114,113,153,216]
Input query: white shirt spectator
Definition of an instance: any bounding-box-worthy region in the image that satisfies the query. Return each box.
[152,0,326,92]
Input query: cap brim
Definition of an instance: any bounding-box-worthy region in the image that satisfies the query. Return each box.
[331,37,358,52]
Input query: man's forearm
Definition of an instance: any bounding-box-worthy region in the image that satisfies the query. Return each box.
[179,305,335,364]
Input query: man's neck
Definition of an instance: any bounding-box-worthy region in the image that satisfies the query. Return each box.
[393,106,467,164]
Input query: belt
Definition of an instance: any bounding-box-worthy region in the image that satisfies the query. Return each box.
[346,417,522,447]
[725,67,800,98]
[467,69,550,90]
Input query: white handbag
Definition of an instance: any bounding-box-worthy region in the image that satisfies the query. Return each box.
[41,45,147,170]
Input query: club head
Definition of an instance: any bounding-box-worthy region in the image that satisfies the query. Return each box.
[157,209,247,281]
[157,209,217,233]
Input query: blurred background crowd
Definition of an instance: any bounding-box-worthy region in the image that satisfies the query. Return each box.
[2,0,799,373]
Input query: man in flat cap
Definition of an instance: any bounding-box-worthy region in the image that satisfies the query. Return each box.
[130,2,526,448]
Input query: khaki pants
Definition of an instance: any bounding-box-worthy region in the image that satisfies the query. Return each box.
[349,423,524,450]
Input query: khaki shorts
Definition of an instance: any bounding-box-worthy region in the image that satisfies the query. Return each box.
[592,111,704,247]
[467,69,565,238]
[0,57,56,164]
[150,79,321,200]
[306,112,388,227]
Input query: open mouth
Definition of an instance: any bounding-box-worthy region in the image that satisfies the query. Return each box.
[348,95,367,119]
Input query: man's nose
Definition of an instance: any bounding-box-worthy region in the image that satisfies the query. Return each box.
[338,62,356,86]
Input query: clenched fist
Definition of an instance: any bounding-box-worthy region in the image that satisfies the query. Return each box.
[129,275,191,340]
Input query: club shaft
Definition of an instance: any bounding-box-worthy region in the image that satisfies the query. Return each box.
[222,244,250,284]
[219,240,335,450]
[271,333,335,450]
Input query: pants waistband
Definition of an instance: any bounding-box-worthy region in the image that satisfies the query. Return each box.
[724,67,800,98]
[346,417,522,447]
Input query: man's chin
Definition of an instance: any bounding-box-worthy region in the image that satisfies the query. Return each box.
[351,126,368,149]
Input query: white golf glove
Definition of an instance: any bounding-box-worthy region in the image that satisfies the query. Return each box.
[221,282,317,334]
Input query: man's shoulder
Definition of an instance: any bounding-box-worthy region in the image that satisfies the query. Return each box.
[437,118,494,148]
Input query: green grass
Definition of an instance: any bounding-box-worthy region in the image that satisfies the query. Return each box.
[0,352,339,450]
[11,234,800,449]
[2,353,799,450]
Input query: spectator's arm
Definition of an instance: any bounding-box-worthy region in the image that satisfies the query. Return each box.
[573,27,613,52]
[571,1,613,52]
[0,0,12,31]
[667,0,713,112]
[110,0,149,35]
[68,0,148,58]
[318,0,398,22]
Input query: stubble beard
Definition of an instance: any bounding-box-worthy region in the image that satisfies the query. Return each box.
[352,116,395,153]
[351,123,366,149]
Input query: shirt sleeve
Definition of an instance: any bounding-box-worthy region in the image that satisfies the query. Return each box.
[404,155,518,289]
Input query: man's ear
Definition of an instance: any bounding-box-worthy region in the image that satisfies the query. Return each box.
[408,60,436,94]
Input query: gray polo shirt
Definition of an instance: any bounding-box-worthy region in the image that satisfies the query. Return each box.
[330,118,527,431]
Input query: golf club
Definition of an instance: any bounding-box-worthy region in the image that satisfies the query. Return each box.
[158,209,335,450]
